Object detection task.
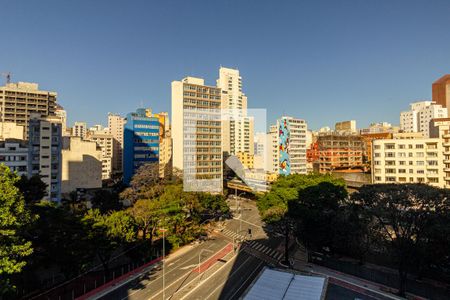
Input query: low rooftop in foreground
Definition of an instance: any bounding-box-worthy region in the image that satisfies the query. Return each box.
[242,267,328,300]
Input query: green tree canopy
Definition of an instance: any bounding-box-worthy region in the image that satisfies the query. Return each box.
[15,174,47,204]
[0,165,33,294]
[350,183,450,296]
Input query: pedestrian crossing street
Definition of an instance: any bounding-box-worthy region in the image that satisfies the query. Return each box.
[220,228,284,261]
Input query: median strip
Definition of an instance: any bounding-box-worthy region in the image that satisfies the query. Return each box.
[193,243,233,273]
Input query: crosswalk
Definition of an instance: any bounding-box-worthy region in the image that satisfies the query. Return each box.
[220,228,284,261]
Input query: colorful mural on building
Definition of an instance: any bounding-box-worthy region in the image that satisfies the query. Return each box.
[278,118,290,175]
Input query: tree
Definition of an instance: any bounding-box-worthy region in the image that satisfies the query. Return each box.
[0,165,33,294]
[350,184,449,296]
[25,201,93,280]
[129,199,163,243]
[257,174,346,263]
[288,182,347,254]
[91,190,122,214]
[82,209,136,274]
[120,163,163,203]
[15,174,47,204]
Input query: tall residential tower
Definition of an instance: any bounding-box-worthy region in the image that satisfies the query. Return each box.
[172,77,223,192]
[216,67,254,156]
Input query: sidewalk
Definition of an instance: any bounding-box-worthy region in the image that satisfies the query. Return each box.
[79,241,198,300]
[295,262,428,300]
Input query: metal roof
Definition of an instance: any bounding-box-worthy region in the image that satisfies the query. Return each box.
[243,267,327,300]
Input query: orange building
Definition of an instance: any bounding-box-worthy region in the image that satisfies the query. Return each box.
[316,133,365,173]
[360,132,393,167]
[432,74,450,114]
[306,141,319,163]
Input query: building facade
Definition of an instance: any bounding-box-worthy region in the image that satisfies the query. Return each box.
[61,136,103,194]
[0,122,24,140]
[266,125,279,173]
[335,120,356,133]
[123,108,160,185]
[432,74,450,115]
[55,104,69,136]
[28,114,62,202]
[0,139,28,176]
[400,101,447,137]
[430,118,450,188]
[0,82,57,139]
[108,113,125,173]
[372,137,445,187]
[217,67,254,156]
[72,121,87,139]
[87,132,114,180]
[316,132,365,173]
[172,77,223,192]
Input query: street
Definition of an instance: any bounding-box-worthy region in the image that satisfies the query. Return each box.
[95,196,282,300]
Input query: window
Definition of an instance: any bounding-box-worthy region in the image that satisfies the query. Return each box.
[385,152,395,158]
[416,144,424,149]
[385,144,395,149]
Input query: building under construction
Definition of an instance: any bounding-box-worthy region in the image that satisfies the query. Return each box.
[315,132,365,173]
[0,82,58,139]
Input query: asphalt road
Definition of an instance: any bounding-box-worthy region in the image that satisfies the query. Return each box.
[96,197,280,300]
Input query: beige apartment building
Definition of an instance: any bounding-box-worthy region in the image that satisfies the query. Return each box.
[61,136,103,194]
[0,122,24,140]
[87,131,114,180]
[0,82,57,138]
[108,113,125,173]
[430,118,450,188]
[172,76,223,192]
[372,136,445,187]
[72,121,87,139]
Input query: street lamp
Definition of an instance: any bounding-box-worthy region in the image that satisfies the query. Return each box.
[159,228,167,300]
[198,249,214,285]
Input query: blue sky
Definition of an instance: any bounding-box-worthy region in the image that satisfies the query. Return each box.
[1,0,450,130]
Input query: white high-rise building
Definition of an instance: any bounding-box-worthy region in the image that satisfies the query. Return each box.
[87,131,114,180]
[172,76,223,192]
[108,113,125,173]
[280,116,308,174]
[266,117,308,175]
[55,104,69,136]
[216,67,254,156]
[267,125,279,173]
[28,114,62,202]
[72,121,87,139]
[400,101,447,137]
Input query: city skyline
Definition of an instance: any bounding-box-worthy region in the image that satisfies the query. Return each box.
[2,0,450,129]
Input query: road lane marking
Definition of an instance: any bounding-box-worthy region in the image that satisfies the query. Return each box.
[180,264,197,270]
[178,253,246,300]
[207,260,264,300]
[146,243,232,300]
[232,217,263,229]
[120,242,230,300]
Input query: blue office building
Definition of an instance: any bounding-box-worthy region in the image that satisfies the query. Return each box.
[123,108,160,184]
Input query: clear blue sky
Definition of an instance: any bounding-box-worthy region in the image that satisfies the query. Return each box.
[1,0,450,130]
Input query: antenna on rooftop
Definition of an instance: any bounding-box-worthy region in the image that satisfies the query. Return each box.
[1,72,11,84]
